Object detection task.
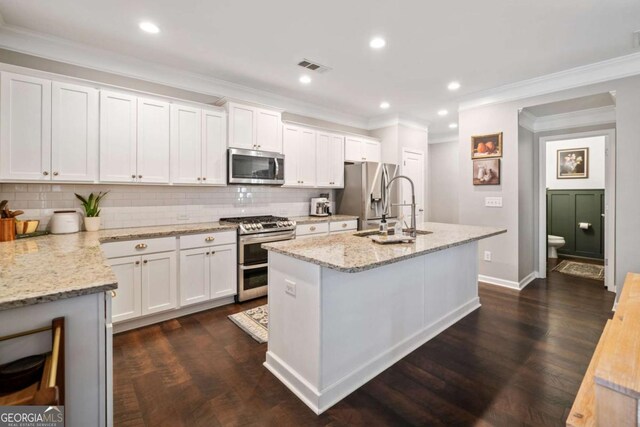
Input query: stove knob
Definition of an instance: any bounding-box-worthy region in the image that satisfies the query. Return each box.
[277,221,283,227]
[257,224,263,229]
[287,221,293,226]
[251,224,257,230]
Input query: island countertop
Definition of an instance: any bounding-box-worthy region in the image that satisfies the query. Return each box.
[0,221,236,311]
[263,222,506,273]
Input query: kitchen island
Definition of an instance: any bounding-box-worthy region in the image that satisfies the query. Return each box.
[262,222,506,414]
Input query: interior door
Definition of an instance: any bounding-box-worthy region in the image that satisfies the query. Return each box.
[99,91,137,182]
[170,104,202,184]
[401,149,425,224]
[137,97,170,183]
[179,248,210,306]
[140,251,177,315]
[0,72,52,180]
[209,244,237,299]
[51,82,99,182]
[108,256,141,323]
[202,109,226,185]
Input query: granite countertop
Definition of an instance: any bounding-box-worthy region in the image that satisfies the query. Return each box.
[291,215,358,225]
[0,222,236,311]
[263,222,507,273]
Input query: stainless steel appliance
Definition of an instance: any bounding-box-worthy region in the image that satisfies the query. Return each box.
[220,215,296,302]
[228,148,285,185]
[310,197,330,217]
[335,162,399,230]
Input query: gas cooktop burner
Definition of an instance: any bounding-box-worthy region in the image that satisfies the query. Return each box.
[220,215,296,235]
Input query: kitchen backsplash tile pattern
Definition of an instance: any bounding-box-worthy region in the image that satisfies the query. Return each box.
[1,184,335,230]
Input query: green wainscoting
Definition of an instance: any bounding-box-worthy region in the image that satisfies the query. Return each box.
[547,189,604,259]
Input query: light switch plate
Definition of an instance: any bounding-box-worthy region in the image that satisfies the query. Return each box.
[485,197,503,207]
[484,251,492,262]
[285,279,296,297]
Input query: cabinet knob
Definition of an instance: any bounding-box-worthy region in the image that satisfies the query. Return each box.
[310,226,316,231]
[143,260,148,264]
[131,174,136,179]
[135,260,141,265]
[197,177,201,181]
[205,236,215,242]
[135,243,148,250]
[43,171,49,176]
[138,175,143,179]
[206,251,210,255]
[342,223,347,228]
[53,172,59,176]
[211,251,216,255]
[202,177,207,181]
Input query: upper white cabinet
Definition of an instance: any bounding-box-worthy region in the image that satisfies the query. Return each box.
[170,105,226,185]
[52,82,99,182]
[99,91,137,183]
[345,136,381,163]
[137,97,170,183]
[0,73,99,182]
[283,124,316,187]
[227,102,282,153]
[316,131,344,188]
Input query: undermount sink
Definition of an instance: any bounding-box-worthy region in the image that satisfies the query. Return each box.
[354,229,432,238]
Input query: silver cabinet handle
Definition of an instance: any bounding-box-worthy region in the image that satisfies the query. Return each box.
[274,158,279,178]
[43,171,49,176]
[205,236,215,242]
[135,243,148,249]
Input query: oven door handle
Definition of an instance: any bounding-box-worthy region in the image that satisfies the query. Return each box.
[274,157,280,178]
[239,234,295,245]
[239,263,268,270]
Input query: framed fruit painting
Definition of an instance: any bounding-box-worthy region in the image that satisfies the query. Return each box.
[471,132,502,159]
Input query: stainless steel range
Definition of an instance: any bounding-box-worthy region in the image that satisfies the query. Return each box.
[220,215,296,302]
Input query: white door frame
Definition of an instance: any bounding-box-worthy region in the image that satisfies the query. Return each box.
[400,147,426,223]
[538,129,616,293]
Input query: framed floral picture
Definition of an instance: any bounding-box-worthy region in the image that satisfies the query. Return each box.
[557,148,588,179]
[471,132,502,159]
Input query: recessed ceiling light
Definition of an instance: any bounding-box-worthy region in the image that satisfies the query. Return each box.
[139,21,160,34]
[438,109,448,116]
[447,81,461,91]
[369,37,386,49]
[299,75,312,84]
[449,123,458,129]
[380,101,390,109]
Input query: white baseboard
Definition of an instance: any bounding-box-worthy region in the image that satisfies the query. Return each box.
[113,296,235,333]
[478,271,538,291]
[264,297,481,415]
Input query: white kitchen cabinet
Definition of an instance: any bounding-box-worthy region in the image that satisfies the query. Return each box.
[51,82,99,182]
[137,97,171,183]
[179,242,237,307]
[316,131,344,188]
[170,104,202,184]
[344,136,381,163]
[0,72,52,180]
[99,90,137,183]
[140,251,177,315]
[227,101,282,152]
[282,124,316,187]
[296,220,357,239]
[202,109,227,185]
[109,255,142,323]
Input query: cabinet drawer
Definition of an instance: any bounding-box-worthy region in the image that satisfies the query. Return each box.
[180,230,236,250]
[102,236,176,258]
[329,220,357,232]
[296,222,329,236]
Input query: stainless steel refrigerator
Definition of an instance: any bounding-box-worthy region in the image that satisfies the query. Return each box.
[335,162,399,230]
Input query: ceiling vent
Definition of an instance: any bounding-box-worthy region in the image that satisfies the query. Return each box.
[297,58,332,74]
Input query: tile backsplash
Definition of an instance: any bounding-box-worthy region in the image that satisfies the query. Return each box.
[0,184,335,230]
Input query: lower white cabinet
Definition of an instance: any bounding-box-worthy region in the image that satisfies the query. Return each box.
[180,243,236,307]
[296,220,357,239]
[108,251,177,323]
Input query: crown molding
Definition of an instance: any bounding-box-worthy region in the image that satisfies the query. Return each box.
[0,24,371,129]
[368,114,429,132]
[520,105,615,133]
[428,132,458,144]
[460,52,640,112]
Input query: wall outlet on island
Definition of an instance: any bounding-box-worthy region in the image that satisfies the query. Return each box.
[285,279,296,297]
[484,251,492,262]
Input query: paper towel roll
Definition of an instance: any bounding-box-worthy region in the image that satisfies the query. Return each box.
[579,222,591,230]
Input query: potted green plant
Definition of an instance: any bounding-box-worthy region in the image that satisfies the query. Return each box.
[75,192,108,231]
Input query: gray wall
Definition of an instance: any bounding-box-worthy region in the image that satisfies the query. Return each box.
[460,75,640,295]
[429,141,459,223]
[518,125,535,281]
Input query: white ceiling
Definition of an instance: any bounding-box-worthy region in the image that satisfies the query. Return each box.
[0,0,638,133]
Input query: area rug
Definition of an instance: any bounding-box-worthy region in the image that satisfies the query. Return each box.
[553,260,604,281]
[228,305,268,343]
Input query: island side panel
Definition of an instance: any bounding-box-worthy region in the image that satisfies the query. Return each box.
[264,251,323,410]
[0,292,107,427]
[317,241,481,413]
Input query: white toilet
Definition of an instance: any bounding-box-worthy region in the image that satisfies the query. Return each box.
[548,235,566,258]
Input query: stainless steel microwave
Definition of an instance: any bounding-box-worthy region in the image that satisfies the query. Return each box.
[228,148,285,185]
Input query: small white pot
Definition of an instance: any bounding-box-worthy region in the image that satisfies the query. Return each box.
[84,217,101,232]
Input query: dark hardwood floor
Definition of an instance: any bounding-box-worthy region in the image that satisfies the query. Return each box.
[113,262,614,426]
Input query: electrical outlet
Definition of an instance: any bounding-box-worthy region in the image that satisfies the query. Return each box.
[484,251,492,262]
[285,279,296,297]
[485,197,503,207]
[177,214,190,221]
